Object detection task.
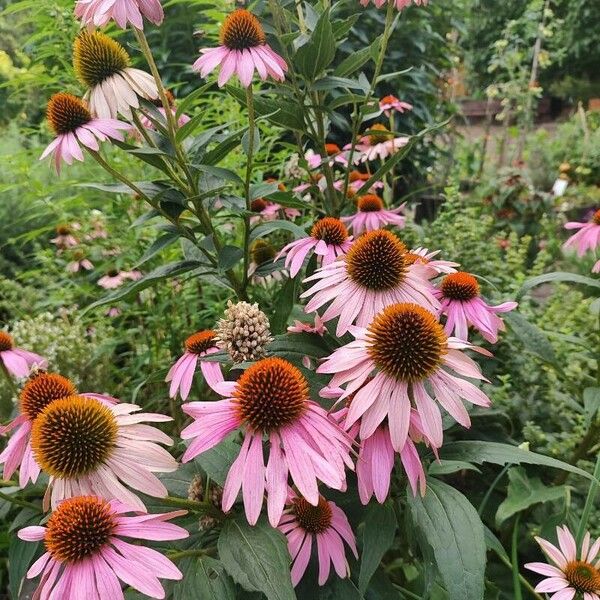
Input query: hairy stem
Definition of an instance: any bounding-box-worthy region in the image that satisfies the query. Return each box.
[242,85,256,293]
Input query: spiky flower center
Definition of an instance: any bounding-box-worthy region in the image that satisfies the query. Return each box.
[251,198,268,212]
[349,170,369,183]
[45,496,115,563]
[325,143,341,155]
[32,396,118,478]
[56,224,72,236]
[440,272,480,301]
[185,330,216,355]
[381,94,398,105]
[346,229,407,290]
[367,303,447,382]
[47,93,91,136]
[0,331,13,352]
[220,9,266,50]
[357,194,384,212]
[368,124,392,144]
[252,239,277,265]
[292,496,332,534]
[152,89,175,108]
[592,209,600,225]
[311,217,348,245]
[233,357,308,433]
[73,31,129,88]
[20,372,77,421]
[564,560,600,594]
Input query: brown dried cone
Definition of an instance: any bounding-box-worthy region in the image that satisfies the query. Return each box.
[188,475,223,531]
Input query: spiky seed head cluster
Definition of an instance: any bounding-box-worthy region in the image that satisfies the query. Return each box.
[187,475,223,530]
[215,301,273,363]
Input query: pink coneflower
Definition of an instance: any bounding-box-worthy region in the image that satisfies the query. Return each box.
[302,229,439,336]
[0,332,46,379]
[166,330,222,401]
[0,373,119,487]
[360,0,428,9]
[250,198,300,225]
[344,170,384,195]
[180,357,352,527]
[404,247,459,278]
[379,94,413,115]
[98,269,142,289]
[28,394,177,510]
[437,272,517,343]
[40,93,129,173]
[74,0,164,29]
[139,90,191,131]
[51,224,79,249]
[248,240,288,287]
[525,525,600,600]
[564,209,600,257]
[74,31,158,120]
[350,124,409,163]
[276,217,353,278]
[317,303,492,450]
[193,9,287,87]
[305,145,349,169]
[278,494,357,586]
[288,314,327,335]
[18,496,186,599]
[342,194,406,234]
[67,251,94,273]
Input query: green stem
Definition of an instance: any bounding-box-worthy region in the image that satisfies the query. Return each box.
[576,451,600,546]
[0,362,18,419]
[167,548,216,561]
[342,0,396,200]
[0,490,41,512]
[161,495,223,519]
[242,85,256,293]
[312,91,338,215]
[511,515,524,600]
[491,545,543,600]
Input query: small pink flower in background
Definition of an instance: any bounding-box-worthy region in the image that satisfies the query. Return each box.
[278,494,357,586]
[98,269,142,289]
[302,229,439,335]
[349,124,409,163]
[0,372,119,487]
[564,208,600,257]
[341,194,406,234]
[343,170,384,195]
[250,198,301,225]
[525,525,600,600]
[288,314,327,336]
[51,224,79,250]
[67,252,94,273]
[318,302,492,451]
[404,247,459,278]
[360,0,428,10]
[437,272,517,343]
[304,144,349,170]
[276,217,353,278]
[75,0,164,29]
[0,331,46,379]
[166,330,222,400]
[594,259,600,273]
[193,9,287,87]
[41,93,129,173]
[139,90,191,131]
[106,306,122,318]
[180,357,352,527]
[18,496,187,599]
[29,394,177,511]
[379,94,413,115]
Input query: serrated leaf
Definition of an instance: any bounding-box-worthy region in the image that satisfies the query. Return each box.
[495,467,567,526]
[359,502,397,593]
[218,515,295,600]
[407,478,486,600]
[504,311,557,366]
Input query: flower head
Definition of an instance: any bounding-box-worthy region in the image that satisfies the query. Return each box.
[525,525,600,600]
[29,394,177,510]
[437,272,517,343]
[181,357,352,526]
[74,0,164,30]
[74,31,158,119]
[276,218,353,278]
[341,194,406,234]
[138,90,191,132]
[564,208,600,257]
[404,247,459,278]
[302,229,439,335]
[278,494,358,586]
[0,331,46,379]
[350,124,409,163]
[193,9,287,87]
[41,93,129,173]
[318,302,492,450]
[18,496,187,599]
[379,94,413,115]
[166,330,222,400]
[215,300,273,363]
[98,269,141,289]
[51,224,79,250]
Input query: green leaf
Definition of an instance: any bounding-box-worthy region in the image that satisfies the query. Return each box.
[250,220,306,243]
[174,557,236,600]
[439,441,596,481]
[271,276,299,334]
[295,9,336,80]
[407,478,486,600]
[175,81,214,119]
[584,387,600,426]
[428,460,481,475]
[264,191,308,210]
[269,332,331,361]
[195,165,243,186]
[495,467,567,526]
[484,526,510,563]
[9,529,39,599]
[242,125,260,155]
[334,46,372,77]
[218,246,244,272]
[503,311,557,366]
[218,515,295,600]
[359,502,397,593]
[135,232,180,268]
[193,436,240,485]
[250,182,280,200]
[517,271,600,300]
